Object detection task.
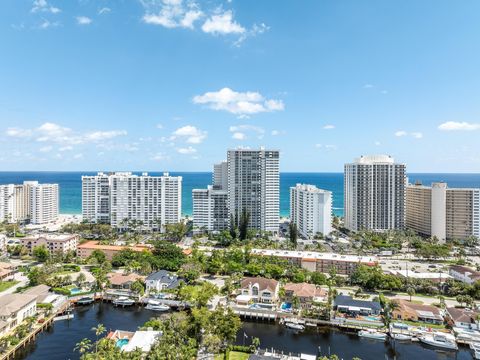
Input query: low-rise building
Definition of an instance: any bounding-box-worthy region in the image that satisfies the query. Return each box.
[250,249,377,276]
[107,273,145,290]
[0,293,37,336]
[449,265,480,284]
[0,262,16,281]
[333,295,382,316]
[283,283,327,308]
[392,299,443,324]
[107,329,162,353]
[237,277,279,306]
[145,270,181,293]
[446,307,480,330]
[388,269,453,284]
[21,234,78,255]
[77,241,151,260]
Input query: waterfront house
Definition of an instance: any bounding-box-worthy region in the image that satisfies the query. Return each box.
[107,329,162,353]
[23,285,68,312]
[282,283,328,308]
[391,299,444,325]
[20,234,78,255]
[446,307,480,329]
[107,272,145,291]
[449,265,480,284]
[145,270,181,293]
[0,294,37,336]
[333,295,382,316]
[237,277,279,306]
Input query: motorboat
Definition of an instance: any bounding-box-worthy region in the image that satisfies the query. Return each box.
[54,313,74,321]
[419,333,458,350]
[390,333,413,341]
[146,300,170,312]
[470,342,480,359]
[113,296,135,307]
[284,321,305,331]
[76,296,94,305]
[358,329,387,340]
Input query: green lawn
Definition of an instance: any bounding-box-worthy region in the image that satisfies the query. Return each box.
[229,352,250,360]
[397,320,446,329]
[0,280,19,292]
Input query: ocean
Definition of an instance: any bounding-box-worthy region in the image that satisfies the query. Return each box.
[0,172,479,217]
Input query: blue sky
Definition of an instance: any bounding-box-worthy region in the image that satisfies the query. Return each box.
[1,0,480,172]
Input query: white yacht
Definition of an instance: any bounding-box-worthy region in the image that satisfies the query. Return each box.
[113,296,135,307]
[470,342,480,359]
[419,332,458,350]
[146,300,170,312]
[358,329,387,340]
[390,333,413,341]
[284,321,305,331]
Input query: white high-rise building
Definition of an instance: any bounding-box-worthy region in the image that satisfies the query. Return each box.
[0,182,59,225]
[82,173,111,224]
[213,161,228,190]
[192,185,229,233]
[82,172,182,231]
[25,182,59,225]
[227,148,280,233]
[344,155,406,232]
[290,184,333,239]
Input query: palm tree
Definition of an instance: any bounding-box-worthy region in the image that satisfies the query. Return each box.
[91,324,106,354]
[74,338,93,355]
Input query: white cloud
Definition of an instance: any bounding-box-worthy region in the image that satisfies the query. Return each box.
[201,10,245,35]
[150,152,169,161]
[156,124,164,129]
[271,129,286,136]
[39,145,52,153]
[177,146,197,154]
[5,122,127,144]
[315,144,337,151]
[76,16,92,25]
[31,0,60,14]
[142,0,203,29]
[374,141,381,146]
[59,145,73,152]
[38,19,60,29]
[438,121,480,131]
[172,125,207,144]
[232,132,245,140]
[395,130,423,139]
[323,124,335,130]
[98,7,111,15]
[73,153,83,159]
[193,87,284,116]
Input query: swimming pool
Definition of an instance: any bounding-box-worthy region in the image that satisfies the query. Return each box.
[281,303,293,311]
[70,288,82,295]
[116,339,129,348]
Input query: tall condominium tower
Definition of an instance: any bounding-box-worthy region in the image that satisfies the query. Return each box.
[82,172,182,231]
[227,148,280,233]
[192,185,229,233]
[213,161,228,190]
[0,182,59,224]
[344,155,406,232]
[290,184,333,239]
[26,182,59,225]
[406,182,480,242]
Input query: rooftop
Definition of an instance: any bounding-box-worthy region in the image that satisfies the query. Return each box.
[334,295,382,311]
[251,248,377,264]
[78,241,151,252]
[0,294,37,316]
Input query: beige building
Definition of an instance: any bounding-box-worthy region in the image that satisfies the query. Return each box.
[21,234,79,255]
[0,294,37,336]
[77,241,151,260]
[406,182,480,242]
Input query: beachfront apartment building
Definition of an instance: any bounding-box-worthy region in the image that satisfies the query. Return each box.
[406,181,480,242]
[82,172,182,231]
[0,181,59,225]
[213,161,228,191]
[344,155,406,232]
[250,249,377,276]
[192,186,229,233]
[227,148,280,233]
[290,184,333,239]
[20,234,79,255]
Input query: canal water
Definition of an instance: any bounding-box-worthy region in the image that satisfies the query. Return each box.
[14,303,473,360]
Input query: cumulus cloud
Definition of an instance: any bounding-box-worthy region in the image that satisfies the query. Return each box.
[201,10,245,35]
[229,124,264,140]
[271,129,286,136]
[232,132,246,140]
[141,0,203,29]
[395,130,407,137]
[323,124,335,130]
[193,87,284,116]
[172,125,207,144]
[6,122,127,145]
[177,146,197,154]
[438,121,480,131]
[76,16,92,25]
[31,0,60,14]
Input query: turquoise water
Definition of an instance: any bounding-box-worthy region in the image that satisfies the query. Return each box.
[0,172,479,217]
[115,338,129,348]
[70,288,82,295]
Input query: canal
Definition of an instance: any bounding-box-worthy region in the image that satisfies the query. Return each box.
[14,303,473,360]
